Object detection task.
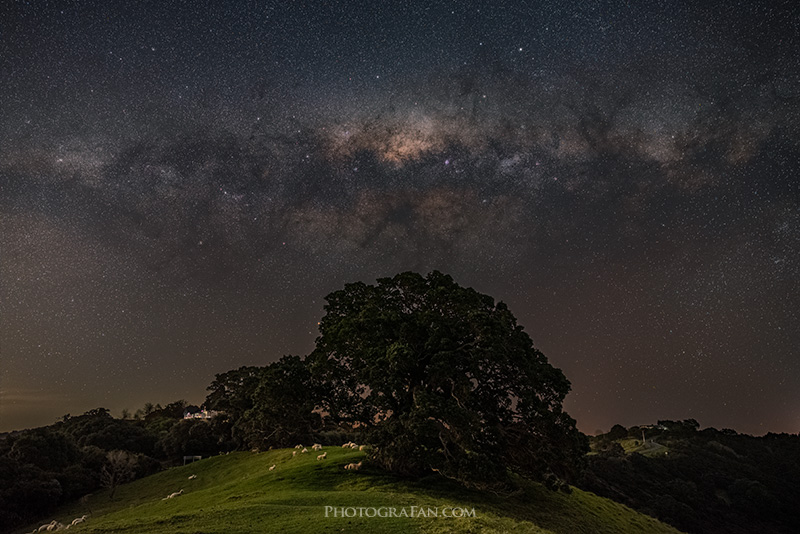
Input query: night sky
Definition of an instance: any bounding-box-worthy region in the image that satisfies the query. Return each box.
[1,0,798,435]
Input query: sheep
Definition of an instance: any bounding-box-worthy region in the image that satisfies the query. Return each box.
[45,522,63,532]
[269,464,276,471]
[359,445,366,451]
[292,450,297,457]
[316,452,327,460]
[302,447,308,453]
[341,442,351,448]
[162,489,184,500]
[349,443,359,449]
[294,444,303,449]
[38,522,56,532]
[354,461,362,470]
[71,515,88,526]
[188,474,197,480]
[312,443,322,451]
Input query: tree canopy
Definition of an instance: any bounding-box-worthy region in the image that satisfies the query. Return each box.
[308,271,587,488]
[236,355,323,449]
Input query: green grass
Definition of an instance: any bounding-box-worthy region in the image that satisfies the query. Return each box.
[618,438,670,457]
[19,448,683,534]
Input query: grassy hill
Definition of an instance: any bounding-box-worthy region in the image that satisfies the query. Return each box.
[618,438,669,457]
[18,447,683,534]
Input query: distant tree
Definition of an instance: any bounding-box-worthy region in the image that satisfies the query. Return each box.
[607,424,628,441]
[238,356,322,449]
[205,366,265,416]
[658,419,700,436]
[84,407,112,419]
[158,419,216,459]
[100,450,136,500]
[143,402,155,416]
[80,421,157,455]
[121,408,130,420]
[308,271,588,489]
[160,400,189,419]
[8,428,82,472]
[0,456,62,529]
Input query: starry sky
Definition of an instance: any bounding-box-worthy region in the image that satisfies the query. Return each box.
[1,0,798,435]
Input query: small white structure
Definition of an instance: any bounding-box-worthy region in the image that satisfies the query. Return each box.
[183,409,220,420]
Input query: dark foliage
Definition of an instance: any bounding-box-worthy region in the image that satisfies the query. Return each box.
[235,355,323,449]
[307,271,588,489]
[0,401,217,533]
[581,425,800,534]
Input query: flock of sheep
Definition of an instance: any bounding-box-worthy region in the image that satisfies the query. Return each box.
[31,442,367,531]
[31,515,86,532]
[270,442,368,471]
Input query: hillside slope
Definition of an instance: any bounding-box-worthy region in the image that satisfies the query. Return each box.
[19,447,683,534]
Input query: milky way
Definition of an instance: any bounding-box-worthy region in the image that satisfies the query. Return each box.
[1,0,798,434]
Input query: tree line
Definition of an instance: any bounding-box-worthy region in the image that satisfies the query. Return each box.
[581,422,800,534]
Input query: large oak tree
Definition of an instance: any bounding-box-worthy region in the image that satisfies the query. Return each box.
[308,271,587,489]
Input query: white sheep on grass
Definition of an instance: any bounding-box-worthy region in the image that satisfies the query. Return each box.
[294,444,303,449]
[269,464,276,471]
[316,452,327,460]
[188,474,197,480]
[162,489,184,500]
[312,443,322,451]
[38,522,56,532]
[359,445,366,451]
[71,515,88,526]
[302,447,308,453]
